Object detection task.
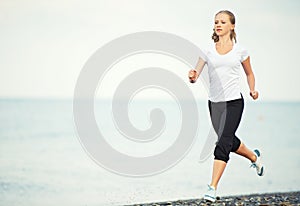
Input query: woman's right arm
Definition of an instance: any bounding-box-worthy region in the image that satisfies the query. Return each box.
[188,57,206,83]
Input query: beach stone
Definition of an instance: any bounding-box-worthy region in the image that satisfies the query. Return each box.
[125,191,300,206]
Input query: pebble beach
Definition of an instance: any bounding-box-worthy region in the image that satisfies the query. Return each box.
[126,191,300,206]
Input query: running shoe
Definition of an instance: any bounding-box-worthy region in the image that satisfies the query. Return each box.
[204,184,216,202]
[250,149,265,176]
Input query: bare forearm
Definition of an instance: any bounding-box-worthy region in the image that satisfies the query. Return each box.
[242,57,258,100]
[189,58,206,83]
[247,73,255,91]
[194,58,205,75]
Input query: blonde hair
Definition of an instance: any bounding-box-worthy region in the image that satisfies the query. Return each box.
[212,10,237,43]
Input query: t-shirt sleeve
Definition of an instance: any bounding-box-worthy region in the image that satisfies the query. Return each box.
[239,45,249,62]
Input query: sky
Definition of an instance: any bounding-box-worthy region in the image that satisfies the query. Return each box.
[1,0,300,101]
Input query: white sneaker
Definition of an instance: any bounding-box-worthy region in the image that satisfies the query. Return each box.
[251,149,265,176]
[203,185,216,202]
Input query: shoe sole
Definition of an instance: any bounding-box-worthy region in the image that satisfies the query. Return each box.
[258,166,265,176]
[204,195,216,202]
[254,149,265,176]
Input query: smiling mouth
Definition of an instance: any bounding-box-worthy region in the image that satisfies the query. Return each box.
[216,29,222,32]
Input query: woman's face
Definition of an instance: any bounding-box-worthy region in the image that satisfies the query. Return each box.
[214,13,234,37]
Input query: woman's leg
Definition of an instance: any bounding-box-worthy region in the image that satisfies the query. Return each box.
[209,142,259,189]
[235,142,257,162]
[207,101,227,190]
[235,141,265,176]
[210,160,226,189]
[210,98,244,188]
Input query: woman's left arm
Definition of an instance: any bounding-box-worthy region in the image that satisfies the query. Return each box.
[241,57,259,100]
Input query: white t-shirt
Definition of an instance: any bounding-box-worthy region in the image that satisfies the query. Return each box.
[202,43,249,102]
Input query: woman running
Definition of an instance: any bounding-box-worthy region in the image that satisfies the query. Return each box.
[188,10,265,202]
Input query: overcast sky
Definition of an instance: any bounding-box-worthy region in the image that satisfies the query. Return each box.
[1,0,299,101]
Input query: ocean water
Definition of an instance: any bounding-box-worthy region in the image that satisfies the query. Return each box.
[0,98,299,205]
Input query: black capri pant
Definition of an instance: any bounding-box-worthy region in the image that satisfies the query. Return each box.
[208,95,244,163]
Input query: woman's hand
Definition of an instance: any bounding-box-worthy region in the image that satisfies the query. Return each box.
[188,69,198,83]
[250,90,259,100]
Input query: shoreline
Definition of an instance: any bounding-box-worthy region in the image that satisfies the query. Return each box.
[124,191,300,206]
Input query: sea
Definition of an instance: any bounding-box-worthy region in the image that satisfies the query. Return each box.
[0,98,299,205]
